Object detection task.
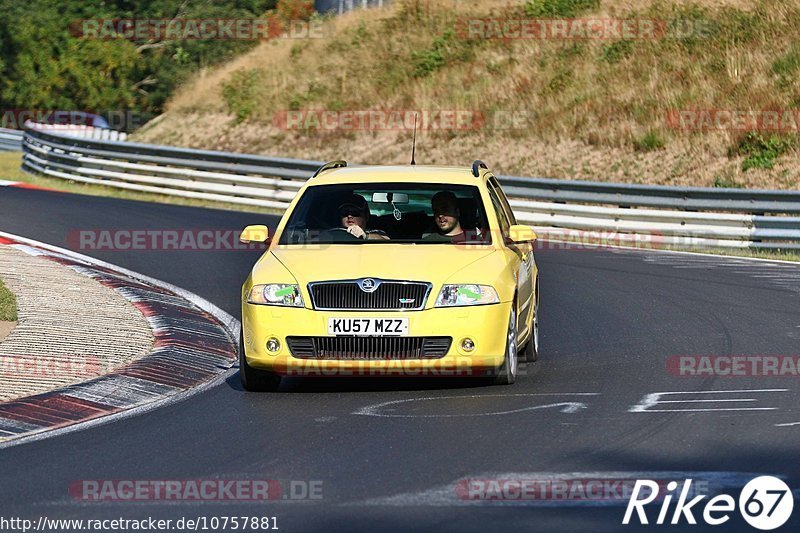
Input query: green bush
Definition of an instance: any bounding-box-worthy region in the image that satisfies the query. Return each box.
[734,132,795,172]
[713,173,743,188]
[633,131,666,152]
[525,0,599,17]
[0,277,16,322]
[351,21,370,46]
[772,46,800,89]
[411,28,473,78]
[222,69,264,123]
[601,40,634,64]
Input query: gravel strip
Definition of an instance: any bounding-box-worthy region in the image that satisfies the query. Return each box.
[0,246,154,401]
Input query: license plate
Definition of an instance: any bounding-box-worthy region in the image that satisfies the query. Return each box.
[327,318,409,336]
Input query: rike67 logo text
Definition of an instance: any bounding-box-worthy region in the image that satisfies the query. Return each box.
[623,476,793,530]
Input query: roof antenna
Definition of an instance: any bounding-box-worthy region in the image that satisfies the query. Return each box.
[410,113,418,165]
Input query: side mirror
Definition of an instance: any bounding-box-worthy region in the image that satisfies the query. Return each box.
[508,224,537,244]
[240,225,270,244]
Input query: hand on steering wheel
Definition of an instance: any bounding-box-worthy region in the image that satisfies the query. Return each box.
[345,225,366,239]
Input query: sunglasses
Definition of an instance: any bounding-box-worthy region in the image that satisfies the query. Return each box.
[339,209,364,218]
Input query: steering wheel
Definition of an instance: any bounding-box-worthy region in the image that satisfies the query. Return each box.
[318,227,362,243]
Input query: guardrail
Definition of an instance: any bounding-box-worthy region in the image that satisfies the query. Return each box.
[20,126,800,250]
[25,123,128,142]
[2,125,127,152]
[0,128,23,152]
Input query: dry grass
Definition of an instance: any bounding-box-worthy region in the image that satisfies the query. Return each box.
[134,0,800,189]
[619,243,800,263]
[0,152,34,182]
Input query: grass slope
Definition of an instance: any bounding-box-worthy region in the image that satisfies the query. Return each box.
[134,0,800,189]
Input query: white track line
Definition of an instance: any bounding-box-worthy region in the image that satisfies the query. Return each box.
[354,393,599,418]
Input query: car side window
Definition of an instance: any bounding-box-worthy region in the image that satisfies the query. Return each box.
[488,177,517,225]
[486,186,511,238]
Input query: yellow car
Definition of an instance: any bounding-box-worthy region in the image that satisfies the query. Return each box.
[239,160,539,390]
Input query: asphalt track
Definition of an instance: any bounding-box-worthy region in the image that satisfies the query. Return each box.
[1,186,799,532]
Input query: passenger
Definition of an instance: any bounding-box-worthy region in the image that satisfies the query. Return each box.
[423,191,466,242]
[338,194,389,240]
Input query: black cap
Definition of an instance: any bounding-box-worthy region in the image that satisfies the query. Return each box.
[338,194,369,217]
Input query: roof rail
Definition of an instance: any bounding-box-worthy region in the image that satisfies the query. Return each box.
[311,160,347,178]
[472,160,488,177]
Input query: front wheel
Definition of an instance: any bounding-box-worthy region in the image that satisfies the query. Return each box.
[239,328,281,392]
[523,291,539,363]
[492,308,518,385]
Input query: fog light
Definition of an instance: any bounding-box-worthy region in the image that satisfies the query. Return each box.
[460,338,475,352]
[266,337,281,353]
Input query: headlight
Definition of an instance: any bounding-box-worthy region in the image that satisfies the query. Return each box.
[247,284,304,307]
[435,284,499,307]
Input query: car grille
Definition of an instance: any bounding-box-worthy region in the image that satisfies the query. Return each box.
[308,280,431,311]
[287,336,452,360]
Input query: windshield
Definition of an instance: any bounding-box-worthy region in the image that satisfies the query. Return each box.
[278,183,492,245]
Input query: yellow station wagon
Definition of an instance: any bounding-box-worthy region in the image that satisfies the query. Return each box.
[239,161,539,390]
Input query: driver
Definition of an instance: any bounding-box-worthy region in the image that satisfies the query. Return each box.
[338,194,389,240]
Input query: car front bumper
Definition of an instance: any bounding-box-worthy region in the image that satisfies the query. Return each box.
[241,302,512,377]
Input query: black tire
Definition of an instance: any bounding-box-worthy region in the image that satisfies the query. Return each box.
[492,308,518,386]
[239,328,281,392]
[522,284,539,363]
